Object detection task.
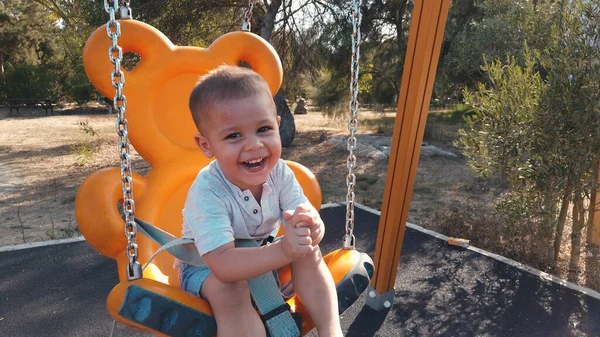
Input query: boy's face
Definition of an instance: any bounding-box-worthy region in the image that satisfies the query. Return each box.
[194,93,282,192]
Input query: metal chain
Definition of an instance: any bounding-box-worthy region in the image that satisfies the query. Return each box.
[343,0,362,250]
[242,0,255,31]
[104,0,141,280]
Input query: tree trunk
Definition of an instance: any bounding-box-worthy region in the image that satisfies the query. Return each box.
[260,0,280,43]
[588,162,600,247]
[275,90,295,147]
[553,187,571,264]
[587,180,597,245]
[0,54,5,84]
[542,184,555,264]
[569,193,585,271]
[259,0,295,148]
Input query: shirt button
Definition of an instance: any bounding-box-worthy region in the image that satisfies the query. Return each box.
[253,209,258,214]
[244,196,250,201]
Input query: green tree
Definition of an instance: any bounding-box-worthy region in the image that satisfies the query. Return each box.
[436,0,558,98]
[458,0,600,270]
[308,0,415,112]
[536,0,600,269]
[0,1,58,82]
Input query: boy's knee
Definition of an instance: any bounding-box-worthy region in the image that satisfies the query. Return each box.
[223,280,251,298]
[207,279,252,306]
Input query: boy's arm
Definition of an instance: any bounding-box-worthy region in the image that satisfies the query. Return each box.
[203,224,313,283]
[203,241,290,283]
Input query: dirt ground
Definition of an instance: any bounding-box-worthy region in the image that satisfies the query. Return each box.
[0,103,598,292]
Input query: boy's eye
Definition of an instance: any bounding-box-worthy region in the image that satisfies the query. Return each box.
[225,133,240,140]
[258,126,272,133]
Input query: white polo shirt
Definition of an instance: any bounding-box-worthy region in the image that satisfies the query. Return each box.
[181,159,308,261]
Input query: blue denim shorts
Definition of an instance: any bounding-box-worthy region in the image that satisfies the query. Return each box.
[179,263,213,298]
[179,263,294,299]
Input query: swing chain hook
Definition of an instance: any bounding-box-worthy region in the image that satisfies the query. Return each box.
[104,0,142,280]
[343,0,362,250]
[242,0,255,31]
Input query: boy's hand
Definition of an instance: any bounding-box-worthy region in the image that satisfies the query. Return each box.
[281,209,313,260]
[283,204,325,246]
[308,217,324,246]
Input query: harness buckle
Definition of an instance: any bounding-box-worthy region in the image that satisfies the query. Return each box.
[261,235,274,246]
[260,302,291,324]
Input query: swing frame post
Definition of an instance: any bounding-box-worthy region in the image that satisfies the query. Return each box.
[366,0,451,310]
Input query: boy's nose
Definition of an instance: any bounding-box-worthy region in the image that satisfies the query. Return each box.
[245,136,264,151]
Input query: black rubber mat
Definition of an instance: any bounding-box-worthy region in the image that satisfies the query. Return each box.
[0,205,598,336]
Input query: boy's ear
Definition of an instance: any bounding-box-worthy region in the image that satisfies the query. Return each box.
[194,133,214,158]
[276,115,281,127]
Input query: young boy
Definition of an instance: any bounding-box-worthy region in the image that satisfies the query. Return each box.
[179,65,342,337]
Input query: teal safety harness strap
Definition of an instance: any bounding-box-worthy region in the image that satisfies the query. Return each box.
[235,239,301,337]
[134,217,205,269]
[132,218,301,337]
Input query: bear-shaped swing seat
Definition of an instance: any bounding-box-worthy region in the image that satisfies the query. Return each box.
[75,20,373,337]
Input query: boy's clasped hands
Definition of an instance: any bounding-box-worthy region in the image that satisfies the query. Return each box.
[281,203,324,259]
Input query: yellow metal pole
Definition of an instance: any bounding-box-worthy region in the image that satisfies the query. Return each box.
[367,0,451,306]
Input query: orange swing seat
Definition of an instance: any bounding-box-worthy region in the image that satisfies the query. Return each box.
[75,20,373,337]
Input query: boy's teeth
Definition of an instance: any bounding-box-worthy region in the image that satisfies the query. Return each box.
[247,158,262,164]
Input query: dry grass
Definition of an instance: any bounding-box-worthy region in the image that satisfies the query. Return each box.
[284,110,394,209]
[0,105,149,245]
[0,103,598,293]
[293,109,397,135]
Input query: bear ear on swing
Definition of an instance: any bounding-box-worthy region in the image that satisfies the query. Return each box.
[83,20,173,98]
[208,31,283,97]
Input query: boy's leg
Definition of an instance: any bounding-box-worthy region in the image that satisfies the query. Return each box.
[201,273,266,337]
[291,247,343,337]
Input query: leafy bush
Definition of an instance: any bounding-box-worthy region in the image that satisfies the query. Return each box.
[64,70,95,105]
[70,144,94,166]
[78,121,98,137]
[457,51,543,180]
[0,60,95,104]
[0,63,59,99]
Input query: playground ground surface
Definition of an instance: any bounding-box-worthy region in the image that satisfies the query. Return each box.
[1,204,599,336]
[0,103,598,305]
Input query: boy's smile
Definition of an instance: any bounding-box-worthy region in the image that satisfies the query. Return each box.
[194,92,281,197]
[243,157,266,171]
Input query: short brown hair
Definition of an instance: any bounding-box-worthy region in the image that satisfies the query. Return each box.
[189,65,274,133]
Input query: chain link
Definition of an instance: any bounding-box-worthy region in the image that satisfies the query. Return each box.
[343,0,362,250]
[242,0,255,31]
[104,0,141,280]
